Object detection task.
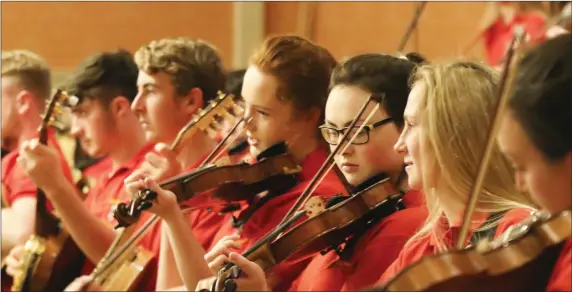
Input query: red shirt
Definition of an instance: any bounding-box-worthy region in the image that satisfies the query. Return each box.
[484,12,546,66]
[376,207,532,285]
[546,238,571,292]
[1,129,74,210]
[80,143,155,274]
[289,190,428,291]
[208,147,347,291]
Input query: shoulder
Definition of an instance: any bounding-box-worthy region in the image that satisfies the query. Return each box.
[369,206,428,239]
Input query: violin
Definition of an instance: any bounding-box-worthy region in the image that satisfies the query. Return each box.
[11,90,86,292]
[219,175,405,282]
[113,141,303,228]
[375,210,570,292]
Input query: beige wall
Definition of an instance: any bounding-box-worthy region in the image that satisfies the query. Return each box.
[2,1,488,74]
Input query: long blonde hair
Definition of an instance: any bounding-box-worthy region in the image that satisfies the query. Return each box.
[408,61,535,251]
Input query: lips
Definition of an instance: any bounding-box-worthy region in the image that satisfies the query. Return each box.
[340,162,359,173]
[246,133,259,147]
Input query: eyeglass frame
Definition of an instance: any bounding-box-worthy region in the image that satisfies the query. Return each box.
[319,116,394,145]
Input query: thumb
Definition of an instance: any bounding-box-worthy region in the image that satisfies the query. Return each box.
[228,252,259,275]
[155,143,177,160]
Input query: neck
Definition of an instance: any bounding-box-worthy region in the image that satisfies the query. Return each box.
[438,187,466,226]
[175,131,217,169]
[109,123,147,168]
[289,135,320,164]
[18,116,43,147]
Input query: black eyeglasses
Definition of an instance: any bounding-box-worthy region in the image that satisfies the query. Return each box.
[319,117,393,145]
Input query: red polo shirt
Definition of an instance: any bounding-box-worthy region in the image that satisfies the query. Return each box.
[1,129,74,210]
[376,207,532,285]
[289,190,428,291]
[546,238,571,292]
[208,147,347,290]
[80,143,155,274]
[484,12,546,66]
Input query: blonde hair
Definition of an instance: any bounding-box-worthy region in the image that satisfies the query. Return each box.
[1,50,51,100]
[408,61,534,251]
[134,37,225,102]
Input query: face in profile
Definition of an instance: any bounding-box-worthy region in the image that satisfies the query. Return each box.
[323,85,403,186]
[1,76,23,151]
[497,111,572,213]
[70,98,119,158]
[240,66,307,157]
[132,71,195,145]
[394,83,427,191]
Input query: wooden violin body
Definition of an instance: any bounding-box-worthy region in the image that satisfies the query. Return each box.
[376,210,571,291]
[252,177,404,272]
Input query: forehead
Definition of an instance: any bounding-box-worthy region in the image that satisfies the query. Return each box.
[137,70,170,87]
[497,112,529,159]
[325,85,388,124]
[404,82,425,118]
[241,66,283,108]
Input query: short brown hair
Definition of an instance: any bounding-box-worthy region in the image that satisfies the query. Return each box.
[250,35,337,114]
[1,50,51,101]
[134,37,225,103]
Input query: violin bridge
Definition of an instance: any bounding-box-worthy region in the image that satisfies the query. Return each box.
[303,196,326,218]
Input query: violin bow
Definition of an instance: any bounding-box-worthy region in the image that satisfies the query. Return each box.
[456,26,527,249]
[397,2,428,54]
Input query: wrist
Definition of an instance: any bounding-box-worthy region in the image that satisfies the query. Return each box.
[42,175,72,197]
[162,206,185,224]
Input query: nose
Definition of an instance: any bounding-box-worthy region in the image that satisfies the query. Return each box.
[243,108,256,132]
[394,131,407,155]
[70,117,83,138]
[131,92,145,113]
[338,136,355,156]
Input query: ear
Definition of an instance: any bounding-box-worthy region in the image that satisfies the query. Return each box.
[108,96,132,118]
[15,90,35,115]
[179,87,205,116]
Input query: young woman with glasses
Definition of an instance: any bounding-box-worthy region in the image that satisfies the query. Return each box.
[195,53,429,291]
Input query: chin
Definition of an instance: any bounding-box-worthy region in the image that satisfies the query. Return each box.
[407,176,422,191]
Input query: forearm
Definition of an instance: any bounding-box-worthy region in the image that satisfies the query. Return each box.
[164,210,213,290]
[44,182,115,263]
[1,207,34,253]
[156,226,183,290]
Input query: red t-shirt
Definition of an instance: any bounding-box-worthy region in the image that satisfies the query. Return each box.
[80,143,155,274]
[1,129,74,211]
[289,190,428,291]
[376,207,532,286]
[484,12,546,66]
[208,147,347,290]
[546,238,571,292]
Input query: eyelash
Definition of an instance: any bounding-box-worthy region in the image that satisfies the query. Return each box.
[257,109,269,116]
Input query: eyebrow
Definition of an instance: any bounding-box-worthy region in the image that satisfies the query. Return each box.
[325,118,366,127]
[140,83,160,90]
[250,103,273,112]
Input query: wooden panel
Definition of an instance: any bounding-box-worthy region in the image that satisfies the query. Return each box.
[265,2,490,62]
[1,2,233,71]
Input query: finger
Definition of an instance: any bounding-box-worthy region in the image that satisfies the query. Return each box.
[207,254,230,272]
[124,179,147,196]
[5,254,21,270]
[124,171,149,186]
[228,252,261,276]
[11,245,25,257]
[144,152,165,169]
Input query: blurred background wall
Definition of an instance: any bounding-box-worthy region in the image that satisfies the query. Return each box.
[0,1,524,83]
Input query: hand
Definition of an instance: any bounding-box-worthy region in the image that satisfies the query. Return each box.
[204,235,242,273]
[125,143,182,184]
[5,244,24,277]
[64,275,96,291]
[17,139,66,193]
[123,175,179,221]
[225,252,269,291]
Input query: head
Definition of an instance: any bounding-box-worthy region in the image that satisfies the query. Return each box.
[322,53,421,185]
[395,61,533,250]
[497,34,572,213]
[132,37,226,144]
[65,50,139,158]
[242,35,337,159]
[1,50,51,151]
